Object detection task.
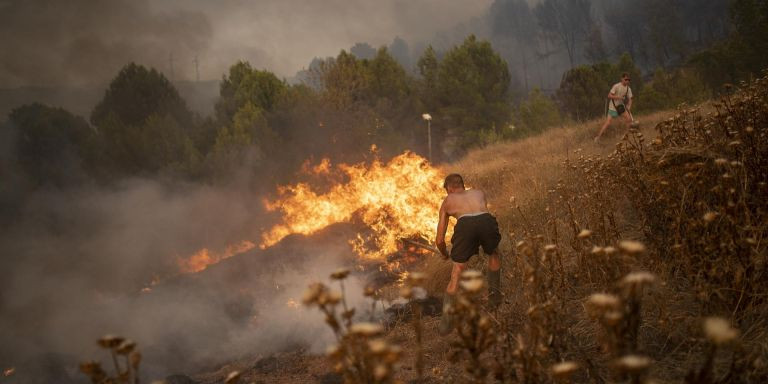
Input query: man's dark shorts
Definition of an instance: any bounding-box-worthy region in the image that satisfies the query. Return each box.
[450,213,501,263]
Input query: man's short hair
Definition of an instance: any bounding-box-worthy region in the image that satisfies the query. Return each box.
[443,173,465,189]
[621,72,630,79]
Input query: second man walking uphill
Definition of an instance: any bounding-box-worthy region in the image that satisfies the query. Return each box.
[595,72,634,141]
[435,174,502,335]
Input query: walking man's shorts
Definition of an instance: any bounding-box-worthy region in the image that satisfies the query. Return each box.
[450,213,501,263]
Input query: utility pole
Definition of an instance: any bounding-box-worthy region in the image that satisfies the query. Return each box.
[193,55,200,82]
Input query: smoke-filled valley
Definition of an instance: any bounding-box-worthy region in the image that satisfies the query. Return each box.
[2,0,768,383]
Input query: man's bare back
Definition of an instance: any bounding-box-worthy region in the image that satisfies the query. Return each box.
[441,189,489,218]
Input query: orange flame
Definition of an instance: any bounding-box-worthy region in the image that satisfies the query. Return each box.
[260,151,446,260]
[176,240,256,273]
[173,151,446,275]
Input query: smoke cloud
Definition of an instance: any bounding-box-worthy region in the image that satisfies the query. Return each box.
[0,0,492,87]
[0,176,371,381]
[0,0,212,87]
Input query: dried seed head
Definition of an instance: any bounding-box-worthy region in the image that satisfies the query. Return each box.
[603,310,623,326]
[461,270,483,280]
[349,322,384,337]
[326,291,342,305]
[714,158,728,165]
[303,283,325,305]
[330,268,350,280]
[586,293,620,310]
[620,271,656,287]
[224,370,241,384]
[590,246,605,255]
[367,338,389,354]
[577,229,593,239]
[129,352,141,370]
[703,211,718,223]
[703,317,739,345]
[406,272,426,286]
[551,361,579,378]
[619,240,646,255]
[326,344,343,359]
[116,340,136,355]
[603,246,617,255]
[97,335,125,349]
[460,279,484,293]
[615,355,652,373]
[79,361,103,375]
[373,364,389,380]
[400,286,413,299]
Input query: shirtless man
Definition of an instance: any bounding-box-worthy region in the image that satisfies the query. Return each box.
[435,173,502,335]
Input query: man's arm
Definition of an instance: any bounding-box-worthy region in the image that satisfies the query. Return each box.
[435,200,450,259]
[608,84,624,100]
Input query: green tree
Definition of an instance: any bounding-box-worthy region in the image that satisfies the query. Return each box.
[435,35,512,151]
[688,0,768,90]
[557,65,605,121]
[513,88,562,138]
[368,47,410,105]
[638,68,711,112]
[557,53,642,121]
[320,50,372,109]
[215,61,287,124]
[8,103,96,186]
[416,45,439,112]
[90,64,201,177]
[91,63,193,129]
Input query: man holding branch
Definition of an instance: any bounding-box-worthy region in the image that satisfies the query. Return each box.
[435,173,502,335]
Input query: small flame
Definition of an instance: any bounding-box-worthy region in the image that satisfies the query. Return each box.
[177,240,256,273]
[260,151,447,260]
[3,367,15,377]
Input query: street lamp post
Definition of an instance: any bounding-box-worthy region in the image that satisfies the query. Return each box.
[422,113,432,163]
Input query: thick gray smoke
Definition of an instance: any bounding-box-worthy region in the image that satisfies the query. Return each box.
[0,178,370,381]
[0,0,212,87]
[0,0,492,87]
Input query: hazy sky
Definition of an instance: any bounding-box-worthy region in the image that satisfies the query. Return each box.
[0,0,493,87]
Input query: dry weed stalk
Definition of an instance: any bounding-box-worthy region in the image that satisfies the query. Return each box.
[304,269,402,383]
[80,335,141,384]
[400,272,427,382]
[447,269,496,383]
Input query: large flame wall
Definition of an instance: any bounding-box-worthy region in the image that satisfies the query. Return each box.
[260,151,446,260]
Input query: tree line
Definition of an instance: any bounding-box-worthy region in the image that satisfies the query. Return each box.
[2,0,766,198]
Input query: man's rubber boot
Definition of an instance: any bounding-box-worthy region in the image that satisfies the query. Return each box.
[438,294,455,335]
[488,269,502,309]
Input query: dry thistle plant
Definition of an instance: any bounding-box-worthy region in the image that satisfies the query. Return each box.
[400,272,426,382]
[685,316,747,383]
[80,335,141,384]
[304,268,402,383]
[447,269,496,383]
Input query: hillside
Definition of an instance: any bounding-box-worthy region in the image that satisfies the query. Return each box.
[71,75,767,384]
